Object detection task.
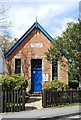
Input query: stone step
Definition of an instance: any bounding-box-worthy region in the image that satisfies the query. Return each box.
[30,92,42,97]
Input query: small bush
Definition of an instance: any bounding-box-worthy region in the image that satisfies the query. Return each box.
[43,80,68,91]
[69,80,79,89]
[1,74,28,91]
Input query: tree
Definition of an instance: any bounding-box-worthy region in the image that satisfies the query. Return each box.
[68,63,78,80]
[0,36,10,54]
[0,4,11,35]
[0,4,12,54]
[46,20,81,86]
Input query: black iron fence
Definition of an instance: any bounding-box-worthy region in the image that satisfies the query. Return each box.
[0,90,26,113]
[42,88,81,108]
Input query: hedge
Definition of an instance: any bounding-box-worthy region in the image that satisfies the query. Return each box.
[43,80,68,91]
[1,74,28,91]
[69,80,79,89]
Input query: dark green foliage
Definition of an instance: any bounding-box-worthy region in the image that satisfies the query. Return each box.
[68,71,78,81]
[46,21,81,83]
[68,62,79,81]
[69,80,79,89]
[1,74,28,91]
[43,80,68,91]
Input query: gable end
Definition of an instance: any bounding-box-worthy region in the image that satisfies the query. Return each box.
[5,22,54,58]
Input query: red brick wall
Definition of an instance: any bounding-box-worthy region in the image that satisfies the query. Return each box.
[58,57,68,84]
[5,28,68,91]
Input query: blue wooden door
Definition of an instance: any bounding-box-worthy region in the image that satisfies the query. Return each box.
[31,59,42,92]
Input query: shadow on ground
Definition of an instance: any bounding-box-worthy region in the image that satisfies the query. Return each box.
[27,97,42,103]
[25,106,37,111]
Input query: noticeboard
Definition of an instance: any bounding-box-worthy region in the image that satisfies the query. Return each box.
[43,74,49,82]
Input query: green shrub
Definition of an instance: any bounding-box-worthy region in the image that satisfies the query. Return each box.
[69,80,79,89]
[43,80,68,91]
[1,74,28,91]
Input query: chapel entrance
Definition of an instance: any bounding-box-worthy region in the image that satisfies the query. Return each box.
[31,59,42,92]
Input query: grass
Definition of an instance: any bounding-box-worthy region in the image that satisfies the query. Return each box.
[47,102,81,108]
[6,103,23,107]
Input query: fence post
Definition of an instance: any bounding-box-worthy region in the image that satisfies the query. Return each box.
[78,87,81,103]
[0,91,1,113]
[13,91,16,112]
[11,91,14,112]
[7,91,10,112]
[22,90,26,111]
[16,91,19,112]
[0,84,2,113]
[4,91,7,112]
[54,88,58,105]
[42,89,47,108]
[19,90,22,111]
[70,89,73,103]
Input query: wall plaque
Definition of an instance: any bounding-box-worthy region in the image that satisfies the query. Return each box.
[31,43,43,48]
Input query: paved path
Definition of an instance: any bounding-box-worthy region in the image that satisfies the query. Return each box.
[25,95,42,110]
[2,106,81,119]
[0,115,2,120]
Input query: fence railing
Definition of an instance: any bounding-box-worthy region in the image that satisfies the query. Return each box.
[0,90,26,113]
[42,88,81,108]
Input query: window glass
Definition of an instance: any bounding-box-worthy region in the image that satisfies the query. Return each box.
[15,59,21,74]
[52,61,58,80]
[31,59,42,68]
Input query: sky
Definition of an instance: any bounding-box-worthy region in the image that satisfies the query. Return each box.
[0,0,80,40]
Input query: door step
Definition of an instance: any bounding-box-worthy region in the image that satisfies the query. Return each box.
[30,92,42,96]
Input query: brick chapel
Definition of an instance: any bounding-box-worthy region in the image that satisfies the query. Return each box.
[5,21,68,92]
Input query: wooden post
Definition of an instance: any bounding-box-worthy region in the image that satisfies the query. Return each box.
[0,91,1,113]
[54,89,58,105]
[8,91,10,112]
[13,91,16,112]
[11,91,13,112]
[22,90,26,111]
[0,84,2,113]
[78,88,81,103]
[0,91,3,113]
[42,89,47,108]
[16,91,19,112]
[4,91,7,112]
[70,89,73,103]
[19,90,22,111]
[51,89,53,105]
